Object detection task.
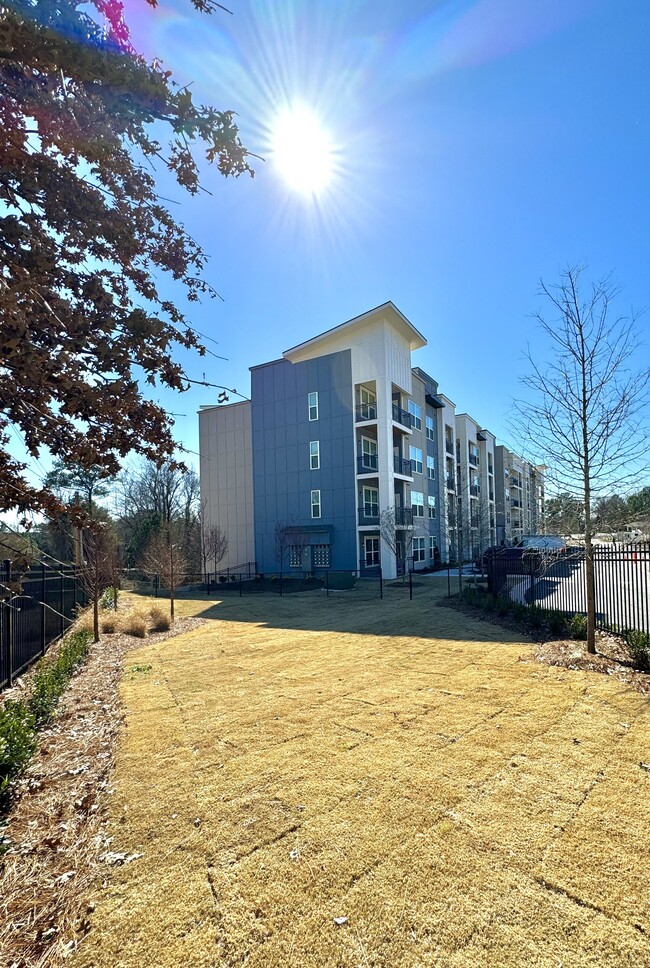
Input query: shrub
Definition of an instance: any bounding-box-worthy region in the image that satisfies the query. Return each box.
[122,612,148,638]
[100,586,119,609]
[547,610,567,636]
[28,630,92,726]
[101,612,119,634]
[623,629,650,671]
[0,701,37,807]
[527,605,544,629]
[568,613,588,640]
[149,607,171,633]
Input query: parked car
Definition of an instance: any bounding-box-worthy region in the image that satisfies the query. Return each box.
[515,535,567,553]
[475,536,566,572]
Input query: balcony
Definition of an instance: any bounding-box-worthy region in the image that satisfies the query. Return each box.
[448,511,457,527]
[446,475,455,490]
[392,404,412,429]
[394,507,414,527]
[469,454,479,467]
[393,455,412,476]
[358,507,380,526]
[511,498,521,508]
[355,403,377,422]
[445,440,454,455]
[470,484,480,497]
[357,454,378,474]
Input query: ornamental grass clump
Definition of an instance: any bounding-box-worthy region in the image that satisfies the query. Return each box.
[149,607,171,633]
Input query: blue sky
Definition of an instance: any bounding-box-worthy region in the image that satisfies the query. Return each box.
[20,0,650,492]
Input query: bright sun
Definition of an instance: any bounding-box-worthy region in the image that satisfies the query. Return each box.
[271,105,334,196]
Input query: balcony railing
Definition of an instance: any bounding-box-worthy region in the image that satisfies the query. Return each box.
[357,454,378,474]
[393,455,412,476]
[394,507,414,527]
[392,404,413,429]
[446,475,455,490]
[448,511,457,526]
[511,498,521,508]
[445,440,454,455]
[356,403,377,422]
[469,454,479,467]
[469,484,480,496]
[358,507,380,525]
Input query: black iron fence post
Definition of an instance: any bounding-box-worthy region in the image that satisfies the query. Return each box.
[529,556,535,607]
[326,570,329,597]
[379,566,383,600]
[4,560,13,686]
[409,568,413,601]
[60,568,65,638]
[447,563,451,598]
[41,562,47,656]
[154,574,159,598]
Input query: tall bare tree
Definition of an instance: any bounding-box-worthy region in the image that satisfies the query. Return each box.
[82,524,119,643]
[199,501,228,578]
[140,525,187,622]
[379,508,414,575]
[514,266,649,653]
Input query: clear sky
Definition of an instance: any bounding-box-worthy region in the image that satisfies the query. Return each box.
[24,1,650,489]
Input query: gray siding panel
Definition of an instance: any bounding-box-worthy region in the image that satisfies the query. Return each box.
[252,350,355,573]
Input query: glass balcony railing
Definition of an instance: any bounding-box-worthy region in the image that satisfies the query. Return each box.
[358,507,380,525]
[357,454,378,474]
[356,403,378,422]
[392,404,413,429]
[393,455,412,476]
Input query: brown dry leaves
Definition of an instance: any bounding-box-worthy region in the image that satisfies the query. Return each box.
[0,614,204,968]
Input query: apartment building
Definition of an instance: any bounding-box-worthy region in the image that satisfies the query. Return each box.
[199,303,544,577]
[494,445,545,544]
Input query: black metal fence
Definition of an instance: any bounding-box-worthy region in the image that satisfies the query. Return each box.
[485,543,650,636]
[1,561,88,689]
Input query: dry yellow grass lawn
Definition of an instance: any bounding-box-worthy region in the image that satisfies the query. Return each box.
[74,580,650,967]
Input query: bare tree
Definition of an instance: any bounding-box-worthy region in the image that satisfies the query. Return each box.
[379,508,414,576]
[514,266,649,653]
[81,524,119,643]
[274,520,310,577]
[140,526,187,622]
[199,501,228,578]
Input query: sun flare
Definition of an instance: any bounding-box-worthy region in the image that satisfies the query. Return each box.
[271,105,334,196]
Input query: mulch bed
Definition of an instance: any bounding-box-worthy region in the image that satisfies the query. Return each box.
[0,616,204,968]
[444,593,650,696]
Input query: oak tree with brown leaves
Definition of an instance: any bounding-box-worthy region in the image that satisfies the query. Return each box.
[0,0,252,526]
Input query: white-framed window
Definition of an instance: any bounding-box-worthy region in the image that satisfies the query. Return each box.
[311,489,321,518]
[425,415,434,440]
[429,536,437,560]
[428,495,436,518]
[359,386,377,421]
[364,536,380,567]
[413,536,426,562]
[313,544,330,568]
[360,436,378,471]
[411,491,424,517]
[290,545,303,568]
[408,400,422,430]
[427,455,435,480]
[308,391,319,421]
[409,446,423,475]
[309,440,320,469]
[362,486,379,517]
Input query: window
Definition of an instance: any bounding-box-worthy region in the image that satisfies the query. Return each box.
[408,400,422,430]
[309,440,320,469]
[290,545,303,568]
[364,536,380,567]
[429,536,437,560]
[425,415,434,440]
[411,491,424,517]
[409,446,423,474]
[360,436,378,471]
[413,537,426,562]
[428,495,436,518]
[362,486,379,517]
[311,489,321,518]
[313,544,330,568]
[359,386,377,421]
[427,455,435,480]
[308,391,318,421]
